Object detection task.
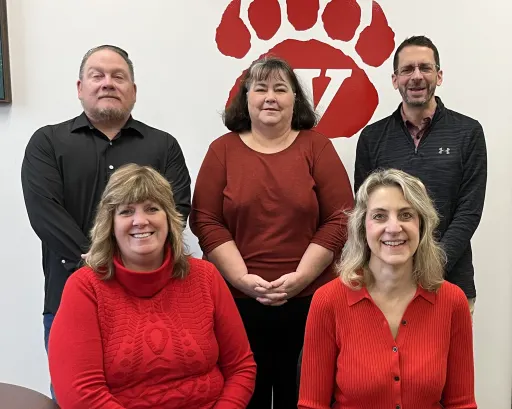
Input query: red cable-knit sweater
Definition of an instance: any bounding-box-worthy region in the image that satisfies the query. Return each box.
[49,247,256,409]
[299,279,476,409]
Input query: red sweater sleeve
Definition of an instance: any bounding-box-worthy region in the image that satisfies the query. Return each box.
[441,288,477,409]
[48,272,127,409]
[310,140,354,253]
[190,145,233,254]
[298,287,337,409]
[210,265,256,408]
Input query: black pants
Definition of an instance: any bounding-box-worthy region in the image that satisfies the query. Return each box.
[235,295,312,409]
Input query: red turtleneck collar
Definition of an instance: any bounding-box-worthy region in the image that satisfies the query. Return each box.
[113,245,174,298]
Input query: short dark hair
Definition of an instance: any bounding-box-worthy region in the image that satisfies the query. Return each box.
[223,56,318,132]
[393,36,440,72]
[79,45,134,81]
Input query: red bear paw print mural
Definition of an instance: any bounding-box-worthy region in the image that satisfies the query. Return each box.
[216,0,395,138]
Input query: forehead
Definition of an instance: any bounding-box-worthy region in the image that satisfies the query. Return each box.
[250,68,291,86]
[397,46,436,65]
[367,186,410,209]
[84,49,130,72]
[117,199,158,208]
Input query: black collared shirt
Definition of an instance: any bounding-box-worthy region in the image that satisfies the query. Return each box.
[21,112,191,314]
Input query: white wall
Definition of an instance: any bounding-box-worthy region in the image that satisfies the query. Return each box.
[0,0,510,407]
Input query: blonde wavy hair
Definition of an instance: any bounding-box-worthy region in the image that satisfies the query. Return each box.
[86,163,190,279]
[339,169,445,291]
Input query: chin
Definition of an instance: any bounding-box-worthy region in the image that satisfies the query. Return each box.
[380,253,413,265]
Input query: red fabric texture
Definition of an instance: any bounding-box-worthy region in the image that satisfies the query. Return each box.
[49,247,256,409]
[299,279,476,409]
[190,130,354,297]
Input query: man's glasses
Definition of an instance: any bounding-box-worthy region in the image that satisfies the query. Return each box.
[394,63,439,77]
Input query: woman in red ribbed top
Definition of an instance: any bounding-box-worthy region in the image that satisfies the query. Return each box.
[48,164,256,409]
[299,169,476,409]
[190,56,354,409]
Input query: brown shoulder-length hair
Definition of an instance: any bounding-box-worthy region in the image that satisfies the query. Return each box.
[223,55,318,132]
[86,164,190,280]
[338,169,445,291]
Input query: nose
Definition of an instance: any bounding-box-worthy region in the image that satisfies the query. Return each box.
[101,74,115,89]
[411,66,423,80]
[385,217,402,234]
[132,210,149,226]
[265,89,276,102]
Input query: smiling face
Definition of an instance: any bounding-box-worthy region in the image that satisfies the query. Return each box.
[392,45,443,108]
[113,200,169,271]
[365,186,420,271]
[246,69,295,129]
[77,49,137,123]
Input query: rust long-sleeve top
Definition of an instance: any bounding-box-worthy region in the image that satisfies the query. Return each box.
[190,130,354,296]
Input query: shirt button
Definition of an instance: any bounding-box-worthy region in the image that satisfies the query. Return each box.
[109,165,114,170]
[402,320,407,325]
[394,376,400,381]
[61,259,66,264]
[392,346,398,352]
[396,405,401,409]
[109,142,113,146]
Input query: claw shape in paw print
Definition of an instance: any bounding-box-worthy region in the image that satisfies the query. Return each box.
[215,0,395,139]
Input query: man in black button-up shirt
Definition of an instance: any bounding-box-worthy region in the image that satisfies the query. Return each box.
[21,45,191,368]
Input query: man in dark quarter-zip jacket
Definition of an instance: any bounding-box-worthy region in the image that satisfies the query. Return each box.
[354,35,487,313]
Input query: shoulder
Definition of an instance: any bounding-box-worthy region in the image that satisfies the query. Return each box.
[441,107,484,138]
[129,118,181,144]
[62,266,103,297]
[294,130,339,161]
[209,131,239,150]
[204,132,240,163]
[436,281,468,307]
[360,113,397,138]
[186,257,220,283]
[27,116,78,147]
[311,278,346,309]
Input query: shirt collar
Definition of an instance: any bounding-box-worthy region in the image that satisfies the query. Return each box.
[113,244,174,298]
[71,112,145,137]
[347,284,436,306]
[400,104,435,127]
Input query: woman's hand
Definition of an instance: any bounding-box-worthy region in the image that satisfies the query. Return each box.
[235,274,288,306]
[267,272,310,300]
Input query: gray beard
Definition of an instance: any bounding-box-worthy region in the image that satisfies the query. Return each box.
[90,107,129,123]
[400,85,436,108]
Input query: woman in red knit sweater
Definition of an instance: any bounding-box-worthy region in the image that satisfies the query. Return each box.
[298,169,476,409]
[190,56,354,409]
[48,164,256,409]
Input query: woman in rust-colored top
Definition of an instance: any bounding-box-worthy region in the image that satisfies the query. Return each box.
[190,56,354,409]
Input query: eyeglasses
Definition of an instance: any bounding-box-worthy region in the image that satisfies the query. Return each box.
[394,63,439,77]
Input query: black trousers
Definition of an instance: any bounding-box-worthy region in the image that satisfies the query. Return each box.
[235,295,312,409]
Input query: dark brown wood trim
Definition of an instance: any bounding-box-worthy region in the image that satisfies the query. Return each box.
[0,0,11,103]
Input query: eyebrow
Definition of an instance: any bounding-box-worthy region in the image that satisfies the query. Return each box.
[254,81,289,87]
[87,66,128,74]
[369,207,415,213]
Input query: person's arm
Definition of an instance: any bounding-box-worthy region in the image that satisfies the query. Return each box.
[210,265,256,409]
[165,135,192,223]
[440,288,476,409]
[270,141,354,297]
[298,288,337,409]
[190,147,278,300]
[440,124,487,273]
[354,127,373,193]
[21,128,89,271]
[48,273,127,409]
